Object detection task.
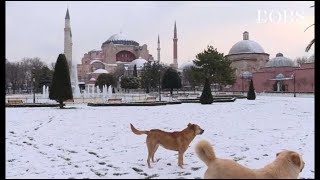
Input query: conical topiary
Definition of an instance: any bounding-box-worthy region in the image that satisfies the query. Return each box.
[247,79,256,100]
[200,78,213,104]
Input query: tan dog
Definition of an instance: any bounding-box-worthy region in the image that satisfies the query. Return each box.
[130,123,204,168]
[195,140,305,179]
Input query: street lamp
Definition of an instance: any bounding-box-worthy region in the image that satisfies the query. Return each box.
[291,73,296,97]
[33,77,36,103]
[158,69,161,101]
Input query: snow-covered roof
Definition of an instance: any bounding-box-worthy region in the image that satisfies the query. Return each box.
[265,53,294,67]
[128,57,148,70]
[228,32,265,55]
[92,69,109,74]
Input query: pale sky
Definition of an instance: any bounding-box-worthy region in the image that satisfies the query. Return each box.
[6,1,314,67]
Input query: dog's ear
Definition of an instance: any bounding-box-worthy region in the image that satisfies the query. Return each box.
[290,153,301,167]
[188,123,192,127]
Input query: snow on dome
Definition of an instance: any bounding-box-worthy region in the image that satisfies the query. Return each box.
[92,69,109,74]
[102,32,139,46]
[275,73,285,80]
[228,31,265,55]
[90,59,104,64]
[179,61,195,70]
[107,32,128,41]
[128,57,148,70]
[265,53,294,67]
[240,71,253,78]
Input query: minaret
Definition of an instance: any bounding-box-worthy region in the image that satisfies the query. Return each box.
[64,8,73,72]
[172,21,178,69]
[157,34,161,62]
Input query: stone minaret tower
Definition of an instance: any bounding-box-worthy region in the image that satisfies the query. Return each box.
[171,21,178,69]
[64,8,73,71]
[157,34,161,62]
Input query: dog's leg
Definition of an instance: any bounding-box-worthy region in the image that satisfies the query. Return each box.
[178,151,185,168]
[151,144,159,162]
[146,136,155,168]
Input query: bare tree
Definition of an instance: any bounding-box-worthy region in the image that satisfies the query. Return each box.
[294,56,308,66]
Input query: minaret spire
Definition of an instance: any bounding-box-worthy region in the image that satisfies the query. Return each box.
[172,21,178,69]
[64,8,73,76]
[157,34,161,62]
[65,8,70,19]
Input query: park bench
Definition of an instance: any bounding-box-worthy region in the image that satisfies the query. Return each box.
[146,96,157,102]
[107,98,122,103]
[7,99,23,104]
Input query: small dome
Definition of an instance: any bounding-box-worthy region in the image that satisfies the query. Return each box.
[92,69,109,74]
[228,32,265,55]
[89,78,96,81]
[240,71,253,78]
[128,57,148,70]
[265,53,294,67]
[275,73,285,80]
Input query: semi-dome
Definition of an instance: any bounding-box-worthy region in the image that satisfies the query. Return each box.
[102,32,139,47]
[92,69,109,74]
[89,77,96,81]
[228,31,265,55]
[265,53,295,67]
[128,57,148,70]
[90,59,104,64]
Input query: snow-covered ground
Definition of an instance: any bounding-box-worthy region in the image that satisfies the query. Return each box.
[6,96,314,179]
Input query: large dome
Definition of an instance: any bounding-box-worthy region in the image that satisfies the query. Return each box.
[128,57,148,70]
[228,31,265,55]
[102,32,139,47]
[265,53,295,67]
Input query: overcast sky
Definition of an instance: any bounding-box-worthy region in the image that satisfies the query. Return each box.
[6,1,314,66]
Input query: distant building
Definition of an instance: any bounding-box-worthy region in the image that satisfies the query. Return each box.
[226,32,314,93]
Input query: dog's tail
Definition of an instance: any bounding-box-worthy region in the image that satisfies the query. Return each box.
[130,123,149,135]
[195,139,216,166]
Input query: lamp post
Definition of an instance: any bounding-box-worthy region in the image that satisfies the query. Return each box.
[158,69,161,101]
[292,73,296,97]
[33,77,36,103]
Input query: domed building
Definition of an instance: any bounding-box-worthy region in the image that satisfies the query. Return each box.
[225,31,269,76]
[265,53,295,67]
[77,32,154,84]
[246,52,314,93]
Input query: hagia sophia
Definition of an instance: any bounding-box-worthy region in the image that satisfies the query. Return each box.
[63,9,314,93]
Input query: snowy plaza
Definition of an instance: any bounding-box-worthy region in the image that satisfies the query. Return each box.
[6,95,314,179]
